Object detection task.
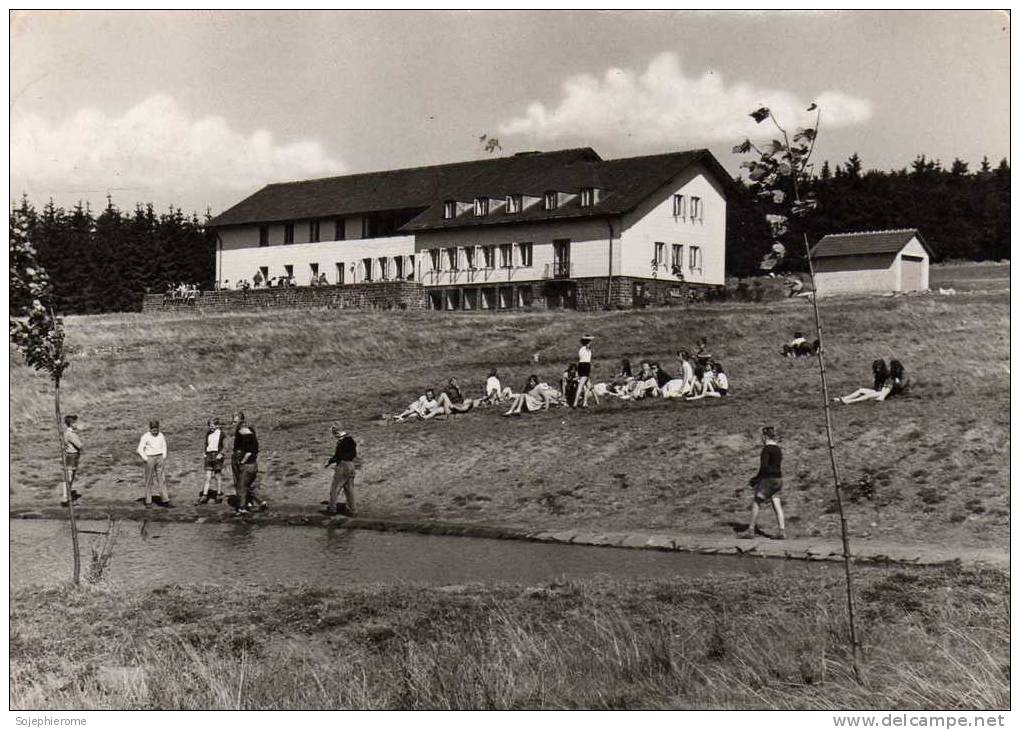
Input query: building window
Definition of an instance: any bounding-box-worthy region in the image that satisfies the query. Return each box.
[518,286,534,307]
[377,257,389,280]
[673,194,685,218]
[580,187,595,207]
[395,256,404,280]
[309,220,320,243]
[671,244,684,274]
[407,255,415,280]
[362,258,373,282]
[310,262,319,281]
[443,201,457,219]
[499,243,512,268]
[465,247,476,269]
[518,242,533,267]
[543,191,558,210]
[507,194,522,214]
[654,242,665,266]
[284,264,294,280]
[447,248,459,271]
[335,218,346,241]
[336,262,345,285]
[483,245,496,268]
[691,197,703,221]
[259,266,269,281]
[689,246,701,270]
[474,198,489,216]
[258,226,269,247]
[429,249,441,272]
[284,223,294,244]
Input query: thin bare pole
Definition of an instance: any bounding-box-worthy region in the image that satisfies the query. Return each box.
[802,236,862,683]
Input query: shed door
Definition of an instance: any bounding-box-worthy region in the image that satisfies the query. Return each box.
[901,255,925,291]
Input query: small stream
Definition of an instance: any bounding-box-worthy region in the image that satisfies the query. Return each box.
[11,519,819,589]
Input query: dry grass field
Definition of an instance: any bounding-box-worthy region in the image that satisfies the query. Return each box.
[9,565,1008,710]
[9,263,1010,552]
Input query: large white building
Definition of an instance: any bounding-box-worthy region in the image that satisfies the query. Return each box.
[207,147,731,310]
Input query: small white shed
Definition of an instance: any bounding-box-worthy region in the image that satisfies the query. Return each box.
[809,229,933,296]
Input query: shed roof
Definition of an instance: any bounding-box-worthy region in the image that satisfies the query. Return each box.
[207,147,732,231]
[810,229,933,259]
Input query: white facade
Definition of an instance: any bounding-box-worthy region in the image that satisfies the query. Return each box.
[215,163,728,293]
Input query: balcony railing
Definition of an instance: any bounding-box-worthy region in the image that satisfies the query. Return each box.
[544,261,574,279]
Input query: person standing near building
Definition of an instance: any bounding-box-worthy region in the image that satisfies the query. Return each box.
[233,419,260,515]
[60,414,84,507]
[573,335,595,408]
[738,426,786,540]
[137,420,172,508]
[324,424,358,516]
[198,418,226,505]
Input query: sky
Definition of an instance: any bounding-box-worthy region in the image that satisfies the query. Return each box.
[9,10,1011,215]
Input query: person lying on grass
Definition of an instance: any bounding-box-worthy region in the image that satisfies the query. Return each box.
[392,389,439,422]
[422,378,478,420]
[738,426,786,540]
[834,359,900,405]
[503,376,563,416]
[627,361,661,399]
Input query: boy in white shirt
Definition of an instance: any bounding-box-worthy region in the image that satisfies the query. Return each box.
[137,420,172,507]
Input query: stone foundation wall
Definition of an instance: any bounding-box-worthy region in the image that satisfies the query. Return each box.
[143,281,427,313]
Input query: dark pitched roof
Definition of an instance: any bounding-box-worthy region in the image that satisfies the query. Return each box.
[810,229,933,259]
[207,147,732,230]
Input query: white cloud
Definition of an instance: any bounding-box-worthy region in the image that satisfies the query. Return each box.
[11,94,345,210]
[499,52,872,147]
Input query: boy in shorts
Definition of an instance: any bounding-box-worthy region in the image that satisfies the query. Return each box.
[198,418,226,504]
[738,426,786,539]
[60,414,84,507]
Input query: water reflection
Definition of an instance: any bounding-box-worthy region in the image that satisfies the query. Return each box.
[11,519,792,590]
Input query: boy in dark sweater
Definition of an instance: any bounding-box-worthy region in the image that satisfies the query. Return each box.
[738,426,786,539]
[324,423,358,516]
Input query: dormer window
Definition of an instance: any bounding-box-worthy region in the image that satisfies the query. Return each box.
[474,198,489,216]
[580,188,596,207]
[443,201,457,219]
[507,194,522,214]
[543,191,558,210]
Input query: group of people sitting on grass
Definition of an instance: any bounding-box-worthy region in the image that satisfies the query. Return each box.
[387,335,730,422]
[834,358,910,404]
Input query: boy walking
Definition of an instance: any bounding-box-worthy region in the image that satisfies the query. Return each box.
[60,414,84,507]
[137,420,172,507]
[738,426,786,539]
[324,424,358,516]
[233,420,261,514]
[198,418,226,504]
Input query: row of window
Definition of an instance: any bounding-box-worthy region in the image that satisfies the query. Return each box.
[256,214,403,247]
[672,194,704,221]
[653,242,702,271]
[427,242,535,272]
[253,255,417,286]
[428,286,534,311]
[444,188,599,220]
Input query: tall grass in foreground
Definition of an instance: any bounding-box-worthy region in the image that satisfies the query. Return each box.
[10,570,1009,710]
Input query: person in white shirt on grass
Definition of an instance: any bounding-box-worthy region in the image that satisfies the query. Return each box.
[484,369,513,404]
[60,414,84,507]
[137,420,172,507]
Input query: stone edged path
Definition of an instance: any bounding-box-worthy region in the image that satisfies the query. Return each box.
[10,506,1008,569]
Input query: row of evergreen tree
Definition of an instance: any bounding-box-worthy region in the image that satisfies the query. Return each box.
[726,154,1011,276]
[9,197,216,315]
[8,153,1011,314]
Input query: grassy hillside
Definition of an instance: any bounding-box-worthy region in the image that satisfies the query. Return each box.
[10,263,1009,549]
[10,566,1009,709]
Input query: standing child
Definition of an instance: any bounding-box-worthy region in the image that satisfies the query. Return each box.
[324,424,358,516]
[233,420,261,514]
[60,414,84,507]
[198,418,226,504]
[738,426,785,539]
[573,335,595,408]
[137,420,172,508]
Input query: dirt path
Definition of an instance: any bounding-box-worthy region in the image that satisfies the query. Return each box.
[11,503,1007,569]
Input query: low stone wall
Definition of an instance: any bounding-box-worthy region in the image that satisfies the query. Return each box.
[143,281,427,313]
